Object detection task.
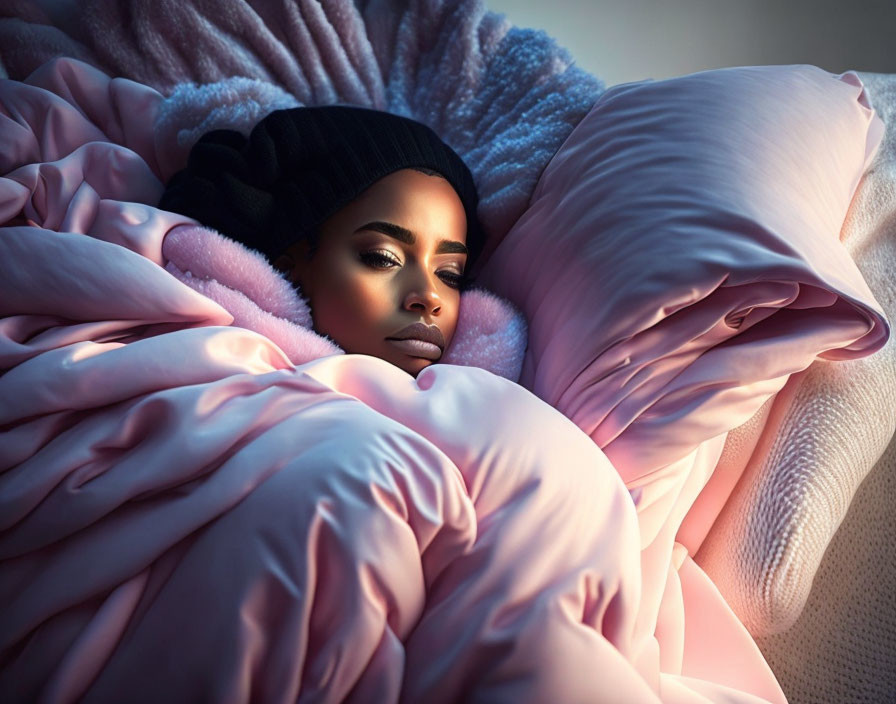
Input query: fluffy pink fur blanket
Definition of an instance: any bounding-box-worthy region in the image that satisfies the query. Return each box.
[162,222,529,381]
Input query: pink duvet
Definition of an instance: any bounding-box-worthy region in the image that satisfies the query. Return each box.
[0,58,851,703]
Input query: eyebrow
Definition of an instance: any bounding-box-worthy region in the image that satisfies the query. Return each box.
[353,221,469,256]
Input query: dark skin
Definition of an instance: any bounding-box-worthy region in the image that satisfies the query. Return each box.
[273,169,469,377]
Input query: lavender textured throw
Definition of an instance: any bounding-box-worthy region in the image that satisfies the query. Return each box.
[1,0,604,266]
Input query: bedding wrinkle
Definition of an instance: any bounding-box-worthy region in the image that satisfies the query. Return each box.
[38,568,151,704]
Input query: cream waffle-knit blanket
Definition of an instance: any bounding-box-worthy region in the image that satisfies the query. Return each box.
[693,71,896,642]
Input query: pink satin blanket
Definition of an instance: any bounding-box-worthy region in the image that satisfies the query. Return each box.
[0,58,802,702]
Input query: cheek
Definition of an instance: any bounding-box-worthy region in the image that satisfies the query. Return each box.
[309,266,394,343]
[439,286,462,326]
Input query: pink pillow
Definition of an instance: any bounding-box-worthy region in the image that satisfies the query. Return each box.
[475,64,888,493]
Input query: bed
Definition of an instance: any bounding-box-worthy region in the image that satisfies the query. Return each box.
[1,0,893,702]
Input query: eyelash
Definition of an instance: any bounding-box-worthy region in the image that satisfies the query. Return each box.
[360,251,466,289]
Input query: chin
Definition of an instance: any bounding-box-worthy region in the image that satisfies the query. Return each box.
[399,357,433,377]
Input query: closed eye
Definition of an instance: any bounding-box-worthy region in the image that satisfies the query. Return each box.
[359,251,466,289]
[360,250,401,268]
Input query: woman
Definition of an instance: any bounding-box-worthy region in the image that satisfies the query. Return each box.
[159,105,487,378]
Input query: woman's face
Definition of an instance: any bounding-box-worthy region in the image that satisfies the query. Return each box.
[275,168,468,377]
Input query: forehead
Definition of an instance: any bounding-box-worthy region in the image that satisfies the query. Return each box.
[328,169,468,242]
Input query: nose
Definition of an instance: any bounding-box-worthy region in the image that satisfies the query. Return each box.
[402,264,442,315]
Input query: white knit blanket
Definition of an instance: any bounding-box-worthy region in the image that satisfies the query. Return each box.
[694,71,896,637]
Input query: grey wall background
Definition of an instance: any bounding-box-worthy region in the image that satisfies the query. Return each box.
[484,0,896,87]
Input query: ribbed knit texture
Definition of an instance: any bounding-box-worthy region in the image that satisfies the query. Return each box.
[157,105,484,263]
[754,432,896,703]
[694,71,896,643]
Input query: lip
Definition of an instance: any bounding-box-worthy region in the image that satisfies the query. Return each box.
[387,322,445,351]
[386,338,442,360]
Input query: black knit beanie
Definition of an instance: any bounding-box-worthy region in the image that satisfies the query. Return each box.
[158,105,484,270]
